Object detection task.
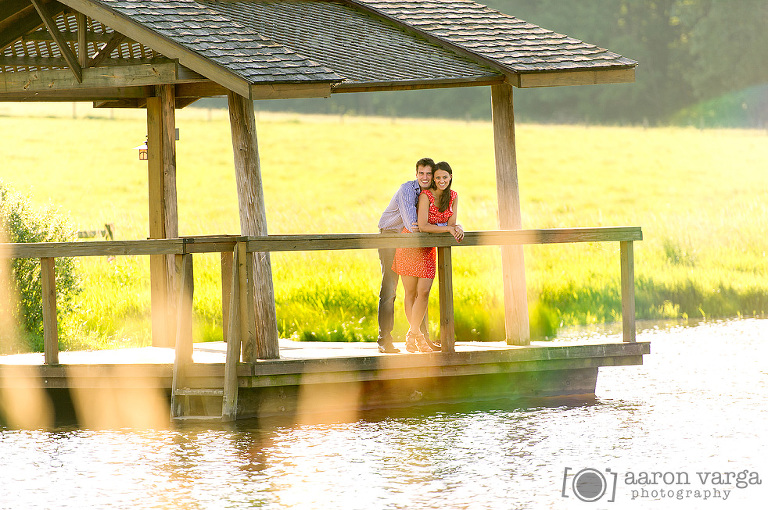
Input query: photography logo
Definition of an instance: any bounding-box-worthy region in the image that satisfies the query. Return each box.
[562,467,618,502]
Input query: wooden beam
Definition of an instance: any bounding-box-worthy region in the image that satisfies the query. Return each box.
[159,85,178,241]
[58,0,252,97]
[88,32,125,68]
[0,62,179,93]
[241,248,257,363]
[0,0,34,24]
[173,254,194,366]
[159,84,179,345]
[515,68,636,88]
[30,0,82,82]
[249,82,332,100]
[76,12,87,68]
[620,241,637,343]
[41,257,58,365]
[0,56,68,67]
[437,247,455,353]
[220,250,233,343]
[0,7,49,52]
[240,228,643,253]
[333,75,504,94]
[491,83,530,346]
[92,99,141,108]
[0,86,152,103]
[227,91,279,360]
[0,228,642,259]
[22,30,114,43]
[250,82,319,99]
[222,246,241,422]
[0,55,160,67]
[146,96,170,348]
[176,81,230,98]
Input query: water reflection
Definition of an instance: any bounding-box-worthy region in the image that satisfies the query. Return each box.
[1,319,767,509]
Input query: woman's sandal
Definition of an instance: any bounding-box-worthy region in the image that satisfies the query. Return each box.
[414,333,433,353]
[405,331,419,353]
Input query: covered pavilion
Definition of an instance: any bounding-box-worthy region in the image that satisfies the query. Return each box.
[0,0,637,358]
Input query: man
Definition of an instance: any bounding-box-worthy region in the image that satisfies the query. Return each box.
[376,157,435,353]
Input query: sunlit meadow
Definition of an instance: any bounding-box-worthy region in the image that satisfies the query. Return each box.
[1,102,767,349]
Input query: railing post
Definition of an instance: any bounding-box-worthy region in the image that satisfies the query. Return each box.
[437,246,455,352]
[222,246,241,421]
[620,241,636,343]
[41,257,58,365]
[174,253,194,367]
[220,250,233,342]
[236,241,256,361]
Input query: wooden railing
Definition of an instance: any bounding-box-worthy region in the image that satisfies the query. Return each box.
[0,226,642,366]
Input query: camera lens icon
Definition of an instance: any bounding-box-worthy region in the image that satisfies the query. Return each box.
[572,468,607,502]
[562,467,617,502]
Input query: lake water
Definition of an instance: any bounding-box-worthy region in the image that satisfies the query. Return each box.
[1,319,766,509]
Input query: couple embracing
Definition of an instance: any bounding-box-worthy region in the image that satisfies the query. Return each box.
[377,157,464,354]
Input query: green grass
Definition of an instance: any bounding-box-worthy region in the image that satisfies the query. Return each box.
[1,103,767,348]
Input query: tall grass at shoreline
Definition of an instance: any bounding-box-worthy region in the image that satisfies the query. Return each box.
[1,103,767,348]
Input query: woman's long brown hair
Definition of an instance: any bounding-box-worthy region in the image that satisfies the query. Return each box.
[434,161,453,212]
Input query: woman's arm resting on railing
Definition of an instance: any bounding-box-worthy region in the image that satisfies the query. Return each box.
[417,194,463,242]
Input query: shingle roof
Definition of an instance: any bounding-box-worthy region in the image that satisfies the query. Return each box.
[201,0,498,88]
[2,0,636,92]
[93,0,344,83]
[351,0,637,73]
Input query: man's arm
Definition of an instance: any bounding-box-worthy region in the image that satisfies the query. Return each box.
[395,183,419,232]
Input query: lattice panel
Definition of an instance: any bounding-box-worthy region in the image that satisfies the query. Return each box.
[1,11,160,73]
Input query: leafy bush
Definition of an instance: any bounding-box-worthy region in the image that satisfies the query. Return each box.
[0,182,81,352]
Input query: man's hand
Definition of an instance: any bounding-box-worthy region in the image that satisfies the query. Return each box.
[410,221,419,232]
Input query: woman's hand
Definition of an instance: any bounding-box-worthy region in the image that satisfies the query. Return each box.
[450,224,464,242]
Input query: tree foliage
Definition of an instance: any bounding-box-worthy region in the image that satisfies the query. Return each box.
[0,182,81,352]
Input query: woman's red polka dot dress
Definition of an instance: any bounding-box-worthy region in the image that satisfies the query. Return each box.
[392,189,457,279]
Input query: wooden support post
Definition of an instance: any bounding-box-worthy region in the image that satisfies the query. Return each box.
[146,85,179,348]
[76,13,87,69]
[41,257,58,365]
[491,83,530,346]
[620,241,637,343]
[171,253,193,419]
[174,254,194,366]
[222,247,241,421]
[437,247,455,353]
[235,241,261,362]
[227,91,279,360]
[221,250,233,342]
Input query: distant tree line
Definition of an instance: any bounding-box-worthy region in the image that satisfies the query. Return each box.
[206,0,768,126]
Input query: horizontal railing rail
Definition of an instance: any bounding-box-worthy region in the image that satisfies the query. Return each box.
[0,227,642,258]
[0,226,641,368]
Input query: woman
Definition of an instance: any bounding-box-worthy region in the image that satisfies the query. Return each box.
[392,161,464,352]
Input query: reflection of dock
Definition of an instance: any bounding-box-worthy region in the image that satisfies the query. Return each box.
[0,339,650,426]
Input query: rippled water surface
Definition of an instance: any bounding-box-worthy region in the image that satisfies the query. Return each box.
[2,319,767,509]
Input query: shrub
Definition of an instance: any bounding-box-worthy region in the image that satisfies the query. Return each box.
[0,182,81,352]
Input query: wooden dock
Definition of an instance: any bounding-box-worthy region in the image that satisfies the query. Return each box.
[0,228,646,425]
[0,338,650,426]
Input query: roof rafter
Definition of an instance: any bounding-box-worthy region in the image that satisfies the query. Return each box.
[88,31,124,67]
[30,0,83,82]
[57,0,255,98]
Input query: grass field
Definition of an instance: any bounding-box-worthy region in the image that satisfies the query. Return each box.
[1,102,767,349]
